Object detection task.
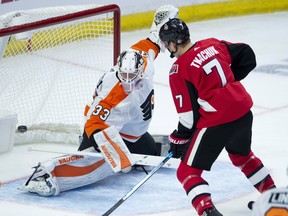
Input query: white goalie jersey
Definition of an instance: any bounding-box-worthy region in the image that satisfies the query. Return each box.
[84,48,155,143]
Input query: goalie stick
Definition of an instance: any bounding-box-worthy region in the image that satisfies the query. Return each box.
[101,151,174,216]
[28,145,180,169]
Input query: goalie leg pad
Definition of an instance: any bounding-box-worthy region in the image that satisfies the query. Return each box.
[53,155,114,192]
[94,126,135,173]
[22,154,114,196]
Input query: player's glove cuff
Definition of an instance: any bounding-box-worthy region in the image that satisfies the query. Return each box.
[169,131,190,158]
[169,134,190,145]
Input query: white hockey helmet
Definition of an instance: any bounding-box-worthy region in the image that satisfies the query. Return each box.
[117,49,146,92]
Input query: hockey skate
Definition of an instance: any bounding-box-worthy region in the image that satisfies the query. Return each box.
[202,207,223,216]
[20,163,59,196]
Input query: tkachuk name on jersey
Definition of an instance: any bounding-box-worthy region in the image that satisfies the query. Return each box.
[190,46,219,68]
[268,192,288,204]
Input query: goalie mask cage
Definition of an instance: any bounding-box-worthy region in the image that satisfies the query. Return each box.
[0,4,120,143]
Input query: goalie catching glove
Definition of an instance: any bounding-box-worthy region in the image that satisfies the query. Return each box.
[148,5,178,52]
[169,130,190,158]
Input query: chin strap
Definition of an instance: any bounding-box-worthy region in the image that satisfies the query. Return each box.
[168,44,178,58]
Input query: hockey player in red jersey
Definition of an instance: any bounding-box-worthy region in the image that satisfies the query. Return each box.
[159,18,276,216]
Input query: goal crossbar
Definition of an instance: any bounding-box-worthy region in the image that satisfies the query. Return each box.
[0,4,120,64]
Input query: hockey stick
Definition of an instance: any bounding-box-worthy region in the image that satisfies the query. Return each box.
[28,145,180,168]
[101,151,174,216]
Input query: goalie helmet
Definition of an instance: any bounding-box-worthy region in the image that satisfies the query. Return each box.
[117,49,146,93]
[159,18,190,49]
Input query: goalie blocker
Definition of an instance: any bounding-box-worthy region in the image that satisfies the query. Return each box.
[94,126,135,173]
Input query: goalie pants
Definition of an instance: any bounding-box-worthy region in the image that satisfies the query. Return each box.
[124,132,158,155]
[177,110,276,215]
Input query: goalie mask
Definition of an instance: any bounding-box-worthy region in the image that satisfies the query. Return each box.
[117,49,146,93]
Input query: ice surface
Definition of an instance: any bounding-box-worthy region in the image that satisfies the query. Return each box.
[0,12,288,216]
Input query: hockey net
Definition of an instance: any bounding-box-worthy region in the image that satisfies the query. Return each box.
[0,4,120,145]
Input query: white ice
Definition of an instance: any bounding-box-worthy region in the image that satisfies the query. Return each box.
[0,12,288,216]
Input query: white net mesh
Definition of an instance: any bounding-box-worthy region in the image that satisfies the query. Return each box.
[0,4,119,141]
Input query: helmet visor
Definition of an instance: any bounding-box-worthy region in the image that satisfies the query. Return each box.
[119,70,140,83]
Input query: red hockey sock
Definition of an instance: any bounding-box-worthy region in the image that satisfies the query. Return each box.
[229,151,276,193]
[176,161,214,215]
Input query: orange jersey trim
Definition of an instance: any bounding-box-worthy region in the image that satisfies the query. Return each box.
[119,132,141,140]
[131,39,159,59]
[85,82,128,138]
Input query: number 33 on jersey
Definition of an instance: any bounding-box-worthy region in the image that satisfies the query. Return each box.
[84,58,155,142]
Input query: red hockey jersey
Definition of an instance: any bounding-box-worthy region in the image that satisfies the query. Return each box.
[169,38,255,132]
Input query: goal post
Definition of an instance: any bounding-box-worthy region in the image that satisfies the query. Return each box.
[0,4,121,144]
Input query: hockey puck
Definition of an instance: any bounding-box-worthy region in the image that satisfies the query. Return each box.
[17,125,28,133]
[248,201,255,210]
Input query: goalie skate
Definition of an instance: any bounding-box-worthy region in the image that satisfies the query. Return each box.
[21,165,59,196]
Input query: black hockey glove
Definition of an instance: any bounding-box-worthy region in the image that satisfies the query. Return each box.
[78,130,101,152]
[168,130,190,159]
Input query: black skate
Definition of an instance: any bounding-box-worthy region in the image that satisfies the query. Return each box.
[202,207,223,216]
